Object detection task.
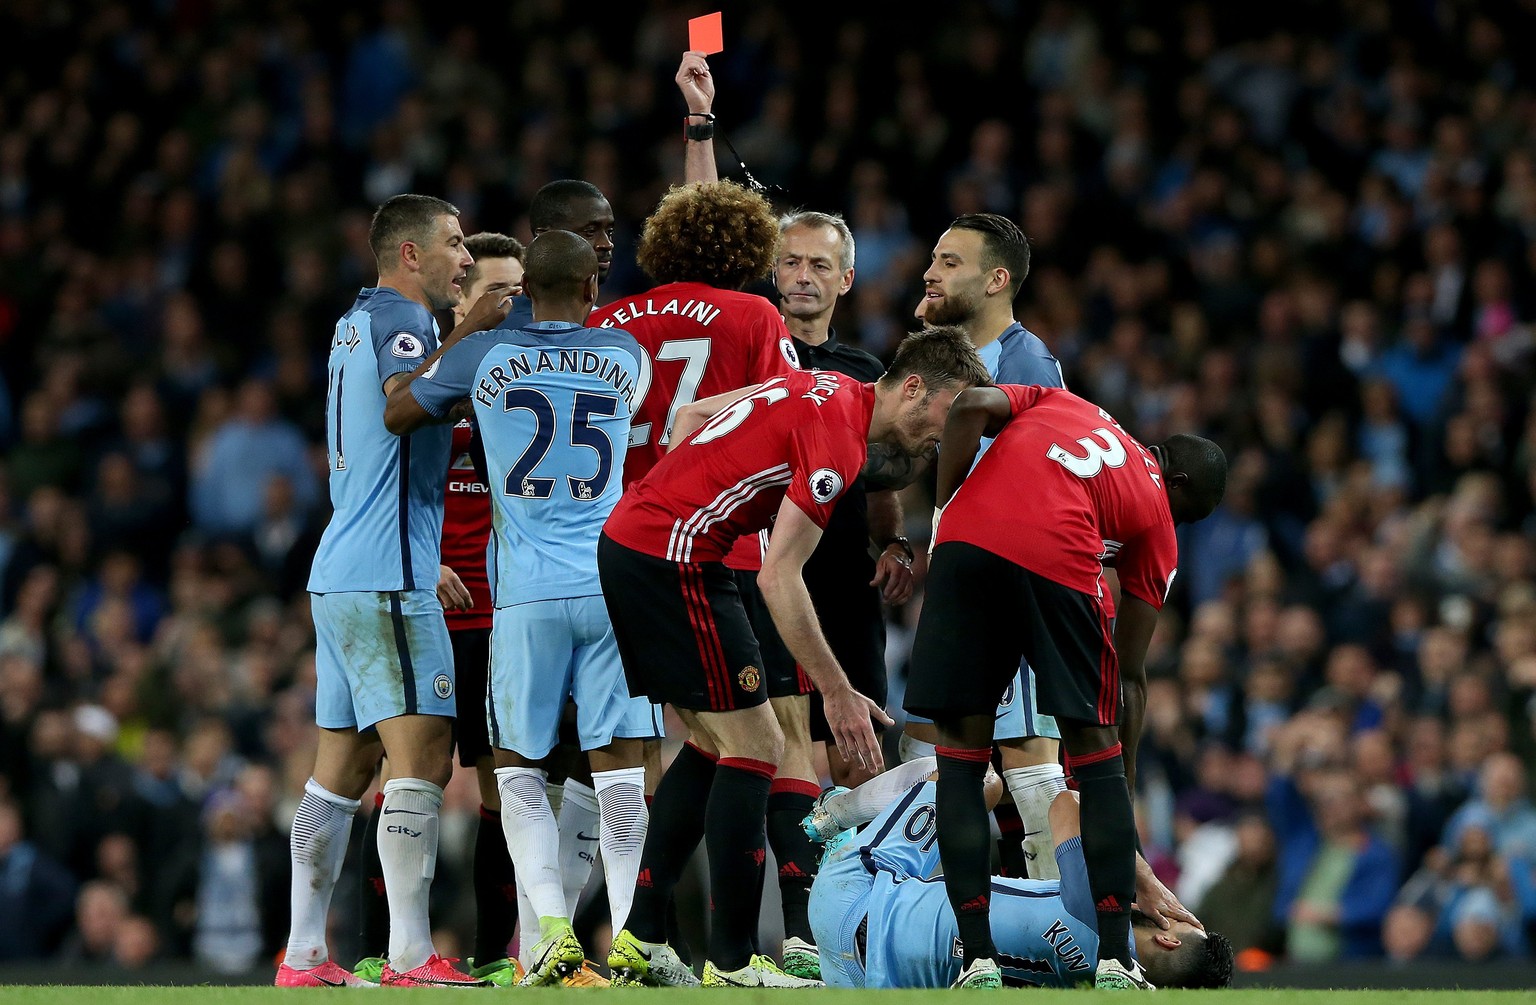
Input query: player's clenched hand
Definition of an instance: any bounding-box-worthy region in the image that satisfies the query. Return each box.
[870,548,914,605]
[437,565,473,611]
[676,51,715,114]
[460,289,513,335]
[1133,856,1202,931]
[824,686,893,773]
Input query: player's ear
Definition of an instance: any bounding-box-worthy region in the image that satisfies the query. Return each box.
[399,240,420,272]
[903,373,924,399]
[1153,931,1182,950]
[583,273,599,305]
[987,266,1010,296]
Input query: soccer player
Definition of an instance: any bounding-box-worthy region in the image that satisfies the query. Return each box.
[900,212,1070,880]
[383,230,655,986]
[352,231,529,987]
[734,210,916,980]
[903,384,1228,988]
[804,764,1232,990]
[599,327,991,988]
[277,194,510,989]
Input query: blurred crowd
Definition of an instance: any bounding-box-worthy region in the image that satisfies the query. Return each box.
[1,0,1535,973]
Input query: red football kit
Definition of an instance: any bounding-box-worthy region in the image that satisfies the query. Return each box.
[937,385,1179,610]
[603,370,873,564]
[440,418,493,630]
[589,281,801,487]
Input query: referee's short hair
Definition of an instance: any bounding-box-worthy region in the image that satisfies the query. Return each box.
[780,210,856,271]
[369,194,459,269]
[879,325,992,395]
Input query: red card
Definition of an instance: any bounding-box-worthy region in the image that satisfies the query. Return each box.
[688,12,724,55]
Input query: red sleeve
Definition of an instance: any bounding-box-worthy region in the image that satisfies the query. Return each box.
[1114,521,1179,610]
[750,302,800,380]
[784,412,860,528]
[1001,383,1050,416]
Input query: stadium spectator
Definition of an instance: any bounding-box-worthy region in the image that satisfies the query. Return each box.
[0,793,76,960]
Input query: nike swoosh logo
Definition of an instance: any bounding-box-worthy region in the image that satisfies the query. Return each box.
[312,975,347,987]
[577,831,599,842]
[382,808,428,816]
[1023,850,1037,860]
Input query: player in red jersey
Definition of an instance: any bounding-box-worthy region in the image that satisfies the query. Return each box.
[589,179,801,486]
[598,328,991,987]
[353,232,527,987]
[903,384,1227,990]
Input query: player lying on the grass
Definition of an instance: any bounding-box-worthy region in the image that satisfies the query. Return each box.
[804,758,1234,989]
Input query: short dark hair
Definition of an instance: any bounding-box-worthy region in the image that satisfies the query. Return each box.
[1161,433,1228,520]
[949,212,1031,300]
[463,232,525,288]
[1161,930,1234,989]
[369,194,459,269]
[530,180,608,232]
[879,325,992,393]
[522,231,598,301]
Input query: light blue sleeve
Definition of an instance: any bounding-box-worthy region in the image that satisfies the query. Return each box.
[1053,836,1095,930]
[369,299,436,387]
[996,337,1065,389]
[409,331,498,419]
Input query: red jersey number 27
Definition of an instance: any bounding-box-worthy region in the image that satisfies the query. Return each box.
[1047,428,1127,479]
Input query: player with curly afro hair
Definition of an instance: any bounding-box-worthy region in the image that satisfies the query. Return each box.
[635,180,780,291]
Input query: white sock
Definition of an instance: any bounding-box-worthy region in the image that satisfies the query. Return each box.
[379,777,442,971]
[497,766,567,936]
[546,781,565,818]
[592,766,647,932]
[556,778,600,918]
[898,732,937,763]
[1003,763,1067,880]
[827,756,938,830]
[283,778,360,969]
[516,882,537,968]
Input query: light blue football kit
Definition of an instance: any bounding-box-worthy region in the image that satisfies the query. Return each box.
[411,320,661,757]
[809,780,1099,988]
[309,287,456,730]
[907,322,1065,740]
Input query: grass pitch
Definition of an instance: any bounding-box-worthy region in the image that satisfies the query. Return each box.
[0,991,1533,1003]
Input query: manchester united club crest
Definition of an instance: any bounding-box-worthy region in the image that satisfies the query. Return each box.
[738,666,762,692]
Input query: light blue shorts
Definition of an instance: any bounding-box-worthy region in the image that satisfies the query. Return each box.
[807,844,871,988]
[904,665,1059,740]
[488,596,663,760]
[311,589,456,731]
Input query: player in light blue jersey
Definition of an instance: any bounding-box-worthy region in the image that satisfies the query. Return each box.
[386,231,656,985]
[805,761,1232,990]
[278,194,512,991]
[901,212,1069,887]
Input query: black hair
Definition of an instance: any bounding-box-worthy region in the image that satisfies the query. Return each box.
[368,194,458,268]
[948,212,1031,299]
[522,230,598,301]
[530,180,608,232]
[1161,433,1228,520]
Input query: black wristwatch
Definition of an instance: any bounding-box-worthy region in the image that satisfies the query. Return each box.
[880,535,915,564]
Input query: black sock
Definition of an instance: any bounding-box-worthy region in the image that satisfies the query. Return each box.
[993,799,1027,878]
[359,793,389,959]
[936,747,995,965]
[665,894,690,965]
[766,785,818,942]
[706,758,775,971]
[627,742,716,943]
[1072,745,1135,966]
[473,804,518,965]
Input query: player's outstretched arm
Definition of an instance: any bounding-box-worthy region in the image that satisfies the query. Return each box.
[760,499,893,771]
[383,290,511,435]
[1110,594,1158,796]
[676,51,718,184]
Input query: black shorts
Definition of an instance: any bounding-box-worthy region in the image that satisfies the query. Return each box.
[598,534,768,712]
[450,625,492,766]
[733,568,812,699]
[903,541,1118,727]
[807,561,888,743]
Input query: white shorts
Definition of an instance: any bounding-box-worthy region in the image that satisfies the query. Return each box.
[903,666,1060,740]
[488,596,663,759]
